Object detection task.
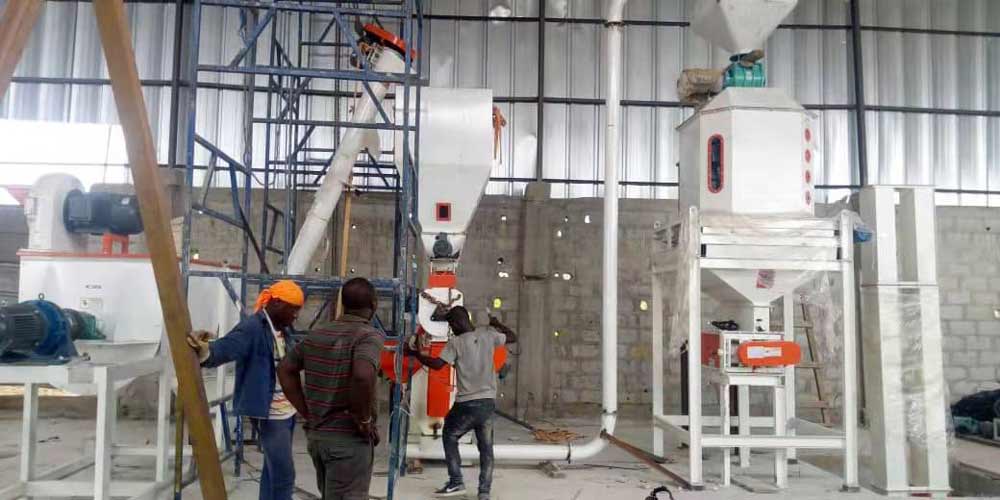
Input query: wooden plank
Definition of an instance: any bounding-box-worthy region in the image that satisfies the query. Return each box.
[90,0,227,498]
[0,0,42,98]
[334,182,354,319]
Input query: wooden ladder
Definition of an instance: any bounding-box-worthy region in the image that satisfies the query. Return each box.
[795,302,833,425]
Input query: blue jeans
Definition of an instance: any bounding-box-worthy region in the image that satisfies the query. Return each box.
[254,418,296,500]
[443,399,495,494]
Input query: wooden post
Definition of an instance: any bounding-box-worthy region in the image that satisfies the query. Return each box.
[0,0,43,98]
[334,183,354,319]
[91,0,227,497]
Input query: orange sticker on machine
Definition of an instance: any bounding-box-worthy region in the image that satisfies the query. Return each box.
[737,340,801,367]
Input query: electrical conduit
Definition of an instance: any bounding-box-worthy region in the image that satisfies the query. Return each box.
[286,49,404,275]
[405,0,628,461]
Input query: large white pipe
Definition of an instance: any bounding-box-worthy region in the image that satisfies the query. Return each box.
[406,0,628,461]
[286,49,404,274]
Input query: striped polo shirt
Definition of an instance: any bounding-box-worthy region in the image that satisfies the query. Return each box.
[286,314,384,441]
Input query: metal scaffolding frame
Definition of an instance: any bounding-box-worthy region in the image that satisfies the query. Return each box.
[170,0,424,498]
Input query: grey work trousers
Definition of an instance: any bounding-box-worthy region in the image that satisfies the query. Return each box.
[307,437,374,500]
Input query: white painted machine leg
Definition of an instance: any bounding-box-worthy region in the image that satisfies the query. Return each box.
[156,366,170,482]
[652,274,665,457]
[720,384,731,486]
[774,384,788,488]
[687,208,704,487]
[919,291,950,493]
[840,214,859,490]
[94,367,113,500]
[215,366,225,447]
[19,383,38,483]
[782,293,797,463]
[738,385,750,467]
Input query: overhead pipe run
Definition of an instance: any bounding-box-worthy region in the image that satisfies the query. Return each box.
[405,0,628,462]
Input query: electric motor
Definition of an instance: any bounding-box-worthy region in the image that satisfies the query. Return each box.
[432,232,454,259]
[63,189,143,236]
[0,300,101,363]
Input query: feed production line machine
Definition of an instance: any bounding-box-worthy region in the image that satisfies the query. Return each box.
[651,0,950,496]
[0,3,954,498]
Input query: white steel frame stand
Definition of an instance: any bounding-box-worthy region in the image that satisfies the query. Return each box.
[651,207,859,490]
[859,185,950,497]
[0,357,172,500]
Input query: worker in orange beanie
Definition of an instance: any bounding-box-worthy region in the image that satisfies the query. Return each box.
[188,280,305,500]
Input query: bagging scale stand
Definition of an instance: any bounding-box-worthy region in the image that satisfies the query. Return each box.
[651,208,860,490]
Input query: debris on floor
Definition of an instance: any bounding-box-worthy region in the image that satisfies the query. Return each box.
[532,428,580,444]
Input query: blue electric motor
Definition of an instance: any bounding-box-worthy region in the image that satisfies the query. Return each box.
[0,299,101,364]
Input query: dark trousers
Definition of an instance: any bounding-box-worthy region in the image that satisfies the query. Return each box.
[307,437,375,500]
[253,418,296,500]
[443,398,496,494]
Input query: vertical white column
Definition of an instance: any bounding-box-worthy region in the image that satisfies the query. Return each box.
[911,187,950,493]
[738,385,750,467]
[782,293,797,463]
[95,367,113,500]
[215,366,226,447]
[840,212,859,490]
[156,364,171,482]
[774,384,788,488]
[652,273,665,457]
[720,384,731,486]
[686,208,704,487]
[19,383,38,483]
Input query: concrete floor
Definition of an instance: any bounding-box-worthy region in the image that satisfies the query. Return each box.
[0,410,903,500]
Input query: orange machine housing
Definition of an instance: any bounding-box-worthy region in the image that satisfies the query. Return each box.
[379,270,509,419]
[737,340,801,367]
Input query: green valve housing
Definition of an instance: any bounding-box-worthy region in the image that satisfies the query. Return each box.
[723,52,767,88]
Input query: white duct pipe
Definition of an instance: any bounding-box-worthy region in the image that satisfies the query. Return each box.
[406,0,628,461]
[286,49,404,274]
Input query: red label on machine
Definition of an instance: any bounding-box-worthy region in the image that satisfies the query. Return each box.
[737,341,801,367]
[755,269,775,289]
[701,332,721,367]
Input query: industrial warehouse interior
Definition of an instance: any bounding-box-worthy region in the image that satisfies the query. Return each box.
[1,0,1000,498]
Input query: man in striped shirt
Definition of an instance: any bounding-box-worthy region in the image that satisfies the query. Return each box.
[278,277,383,500]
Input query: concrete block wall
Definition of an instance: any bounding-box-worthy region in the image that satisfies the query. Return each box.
[3,189,1000,418]
[936,207,1000,402]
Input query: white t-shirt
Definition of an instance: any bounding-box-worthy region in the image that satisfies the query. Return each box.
[263,311,296,420]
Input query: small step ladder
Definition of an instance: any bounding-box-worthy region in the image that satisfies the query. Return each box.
[796,302,833,425]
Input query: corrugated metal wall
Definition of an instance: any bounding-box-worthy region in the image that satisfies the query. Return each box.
[858,0,1000,205]
[2,0,998,203]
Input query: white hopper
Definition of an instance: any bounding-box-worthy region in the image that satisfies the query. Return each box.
[691,0,798,54]
[698,216,839,319]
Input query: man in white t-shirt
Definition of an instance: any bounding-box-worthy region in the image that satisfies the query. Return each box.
[405,305,517,500]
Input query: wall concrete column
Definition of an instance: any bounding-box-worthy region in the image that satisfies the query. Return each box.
[516,182,552,419]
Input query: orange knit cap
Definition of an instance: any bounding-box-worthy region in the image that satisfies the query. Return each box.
[254,280,305,312]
